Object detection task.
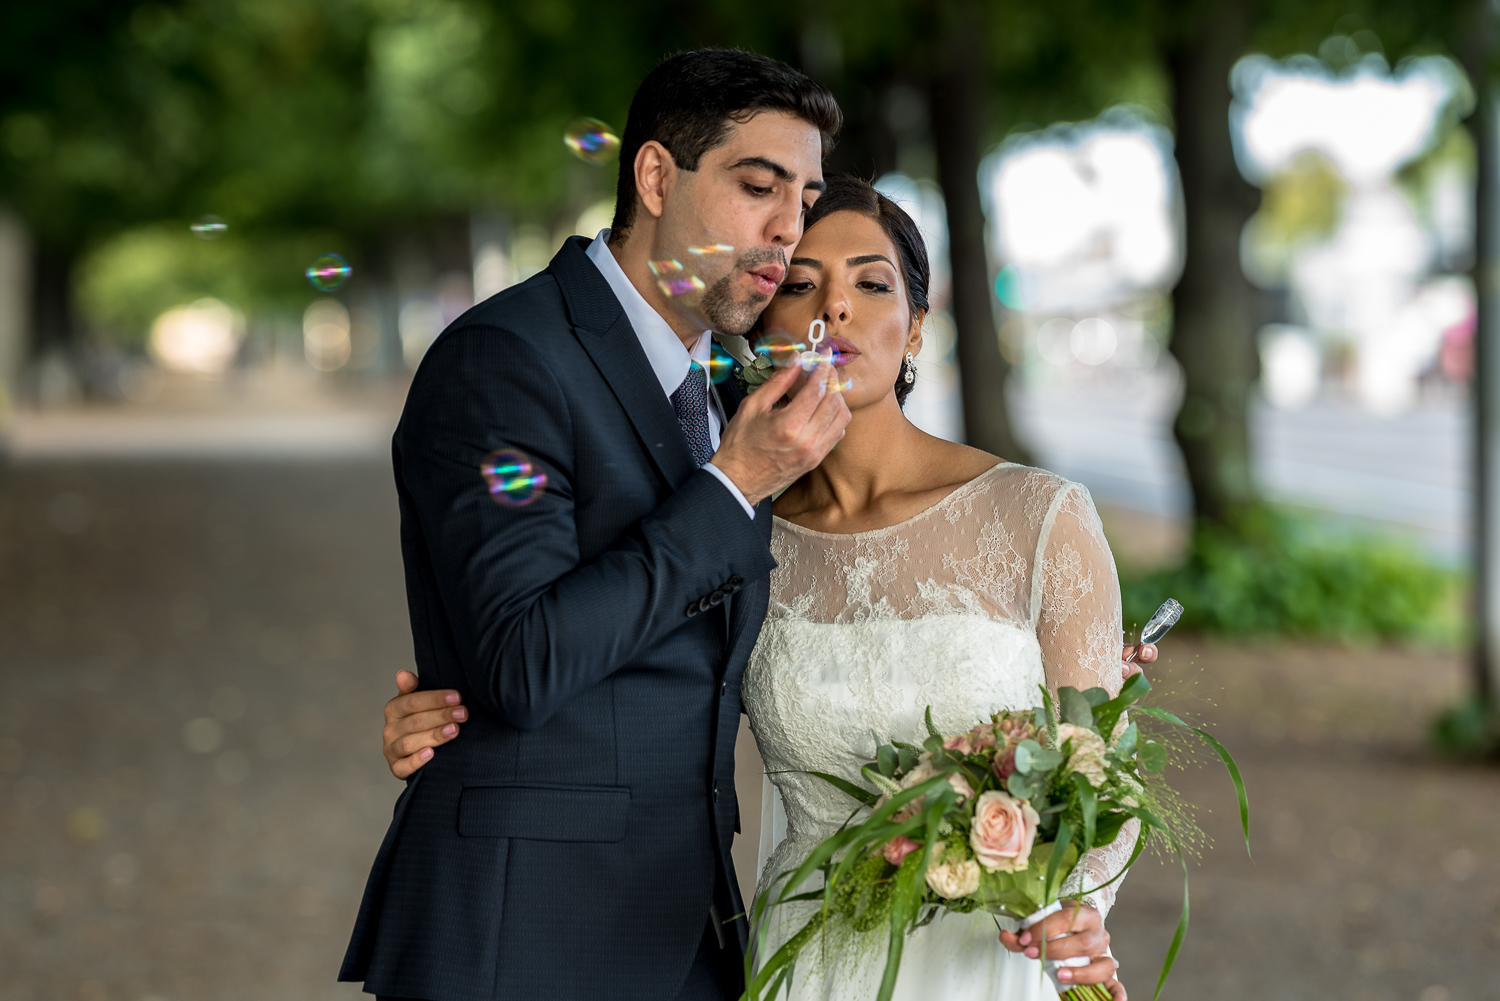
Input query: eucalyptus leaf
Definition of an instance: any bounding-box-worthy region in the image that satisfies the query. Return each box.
[1029,747,1063,771]
[1082,686,1112,708]
[878,744,898,777]
[1114,722,1139,758]
[1014,738,1042,773]
[1006,772,1035,799]
[1059,687,1094,727]
[897,747,918,773]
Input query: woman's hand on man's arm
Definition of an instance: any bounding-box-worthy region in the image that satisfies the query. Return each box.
[383,671,465,779]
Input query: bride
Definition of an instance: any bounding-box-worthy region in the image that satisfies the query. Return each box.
[379,175,1147,1000]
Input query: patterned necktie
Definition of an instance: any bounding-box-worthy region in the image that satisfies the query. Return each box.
[670,364,714,467]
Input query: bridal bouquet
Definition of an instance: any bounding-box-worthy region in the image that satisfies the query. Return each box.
[743,672,1249,1001]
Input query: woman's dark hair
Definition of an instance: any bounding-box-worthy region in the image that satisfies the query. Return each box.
[803,174,931,406]
[611,49,842,239]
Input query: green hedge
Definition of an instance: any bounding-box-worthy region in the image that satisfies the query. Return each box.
[1119,508,1464,644]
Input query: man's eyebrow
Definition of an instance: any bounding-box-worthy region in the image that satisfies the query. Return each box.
[725,157,826,191]
[789,257,821,267]
[726,156,795,180]
[847,254,894,267]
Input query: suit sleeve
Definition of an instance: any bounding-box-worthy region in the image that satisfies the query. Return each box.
[398,321,775,730]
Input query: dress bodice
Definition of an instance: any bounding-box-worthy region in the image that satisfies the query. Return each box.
[743,463,1134,918]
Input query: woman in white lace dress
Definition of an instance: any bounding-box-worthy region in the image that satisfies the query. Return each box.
[741,175,1134,1001]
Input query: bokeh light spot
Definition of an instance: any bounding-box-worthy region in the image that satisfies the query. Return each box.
[706,343,735,384]
[189,215,227,240]
[306,253,352,292]
[755,329,806,368]
[481,449,547,506]
[564,118,620,163]
[649,258,706,298]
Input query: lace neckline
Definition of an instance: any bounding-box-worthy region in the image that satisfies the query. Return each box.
[772,461,1011,540]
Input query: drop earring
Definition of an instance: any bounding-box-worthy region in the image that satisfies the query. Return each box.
[903,351,916,384]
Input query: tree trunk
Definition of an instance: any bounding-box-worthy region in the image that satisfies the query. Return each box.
[1164,2,1261,524]
[926,0,1029,461]
[1459,3,1500,707]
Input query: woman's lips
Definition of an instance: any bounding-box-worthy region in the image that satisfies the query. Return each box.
[828,335,859,366]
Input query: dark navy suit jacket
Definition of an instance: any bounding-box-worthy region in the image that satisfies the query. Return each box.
[339,236,776,1000]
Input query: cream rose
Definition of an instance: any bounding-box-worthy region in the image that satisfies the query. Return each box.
[925,857,981,898]
[969,790,1039,872]
[1057,723,1108,788]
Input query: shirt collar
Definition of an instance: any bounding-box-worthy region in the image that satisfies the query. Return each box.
[585,229,709,396]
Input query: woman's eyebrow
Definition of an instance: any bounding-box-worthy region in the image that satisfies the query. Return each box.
[846,254,894,267]
[789,257,822,268]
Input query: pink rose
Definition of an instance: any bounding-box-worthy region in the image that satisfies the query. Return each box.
[969,790,1039,873]
[992,747,1017,782]
[968,724,998,752]
[944,734,975,755]
[883,835,920,866]
[946,772,976,802]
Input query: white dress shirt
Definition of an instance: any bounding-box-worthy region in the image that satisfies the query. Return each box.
[585,230,755,519]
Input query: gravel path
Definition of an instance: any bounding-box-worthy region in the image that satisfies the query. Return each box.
[1,459,1494,1001]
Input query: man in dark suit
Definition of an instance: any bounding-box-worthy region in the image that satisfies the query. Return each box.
[338,50,846,1001]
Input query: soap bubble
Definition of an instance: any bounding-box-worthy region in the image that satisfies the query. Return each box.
[706,343,735,384]
[481,449,547,506]
[306,253,352,292]
[755,329,806,368]
[564,118,620,163]
[190,215,227,240]
[649,258,706,298]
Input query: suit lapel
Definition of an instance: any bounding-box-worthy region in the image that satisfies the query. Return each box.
[552,237,698,488]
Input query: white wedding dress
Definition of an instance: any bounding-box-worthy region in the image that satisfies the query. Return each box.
[742,463,1137,1001]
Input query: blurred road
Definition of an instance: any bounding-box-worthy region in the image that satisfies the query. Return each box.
[2,452,1495,1001]
[1012,372,1469,558]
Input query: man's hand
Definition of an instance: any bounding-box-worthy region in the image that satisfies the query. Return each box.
[1122,642,1157,679]
[711,358,851,505]
[382,670,466,779]
[998,900,1123,998]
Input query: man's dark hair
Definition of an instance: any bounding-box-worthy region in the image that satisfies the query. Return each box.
[610,49,842,238]
[803,174,930,407]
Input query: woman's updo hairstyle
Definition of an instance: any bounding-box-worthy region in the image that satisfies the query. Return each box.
[801,174,931,406]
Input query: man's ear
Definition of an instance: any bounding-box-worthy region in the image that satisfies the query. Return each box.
[634,141,677,221]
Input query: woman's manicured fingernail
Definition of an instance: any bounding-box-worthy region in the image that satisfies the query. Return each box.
[445,692,460,704]
[419,748,433,760]
[1019,932,1031,945]
[443,724,457,735]
[452,708,467,721]
[1058,969,1072,981]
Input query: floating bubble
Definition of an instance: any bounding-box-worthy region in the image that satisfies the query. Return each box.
[481,449,547,506]
[190,215,227,240]
[754,329,806,368]
[649,258,706,298]
[706,343,735,384]
[306,253,352,292]
[564,118,621,163]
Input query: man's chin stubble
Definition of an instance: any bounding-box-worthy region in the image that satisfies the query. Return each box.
[701,276,769,337]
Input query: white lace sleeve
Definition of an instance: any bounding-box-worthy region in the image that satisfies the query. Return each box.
[1033,482,1137,918]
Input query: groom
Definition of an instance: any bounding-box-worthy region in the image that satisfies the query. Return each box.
[338,50,846,1001]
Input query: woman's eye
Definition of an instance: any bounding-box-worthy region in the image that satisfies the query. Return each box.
[778,281,814,296]
[858,281,894,294]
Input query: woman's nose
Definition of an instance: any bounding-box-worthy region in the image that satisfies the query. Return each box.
[822,293,851,329]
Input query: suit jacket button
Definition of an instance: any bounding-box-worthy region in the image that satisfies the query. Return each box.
[729,575,743,588]
[709,590,724,607]
[720,681,727,697]
[685,602,700,617]
[698,595,713,612]
[712,780,720,804]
